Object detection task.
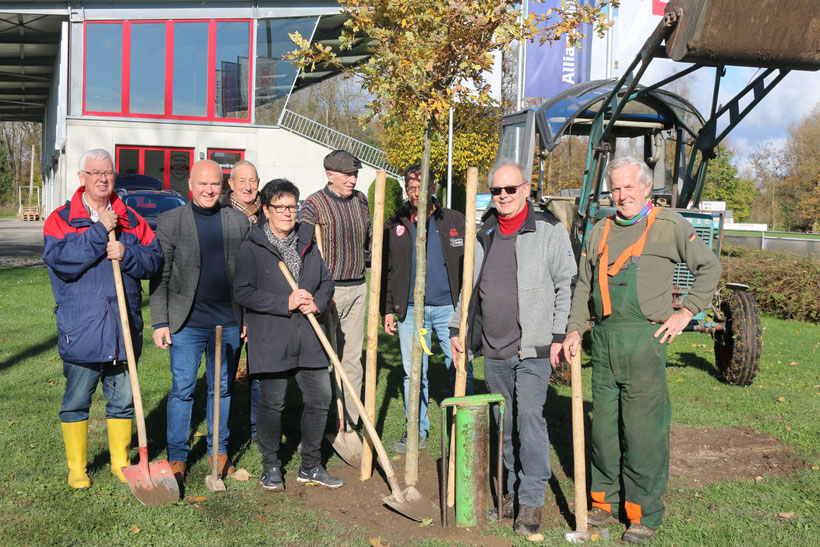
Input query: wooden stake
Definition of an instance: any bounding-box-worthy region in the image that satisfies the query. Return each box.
[447,167,478,507]
[360,171,386,480]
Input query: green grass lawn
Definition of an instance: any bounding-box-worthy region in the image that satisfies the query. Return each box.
[0,265,818,545]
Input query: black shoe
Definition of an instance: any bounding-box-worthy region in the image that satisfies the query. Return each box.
[488,492,516,520]
[622,523,657,544]
[514,504,542,536]
[260,467,284,491]
[392,433,427,454]
[297,465,344,489]
[588,506,617,526]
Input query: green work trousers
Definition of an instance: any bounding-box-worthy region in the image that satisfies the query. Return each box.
[589,261,671,530]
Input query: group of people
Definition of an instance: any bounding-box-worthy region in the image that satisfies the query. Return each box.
[43,146,720,544]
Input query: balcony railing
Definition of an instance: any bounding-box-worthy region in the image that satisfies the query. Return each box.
[279,109,400,177]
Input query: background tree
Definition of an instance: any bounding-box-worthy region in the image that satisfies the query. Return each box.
[0,121,41,207]
[781,104,820,231]
[701,144,757,222]
[748,142,786,230]
[289,0,617,484]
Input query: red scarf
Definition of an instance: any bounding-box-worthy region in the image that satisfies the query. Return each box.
[498,206,528,235]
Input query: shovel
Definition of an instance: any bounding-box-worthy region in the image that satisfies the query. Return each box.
[279,262,436,522]
[205,326,227,493]
[565,350,610,543]
[315,224,364,467]
[109,231,179,506]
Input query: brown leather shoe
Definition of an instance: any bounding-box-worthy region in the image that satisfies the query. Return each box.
[169,461,186,485]
[217,453,235,477]
[514,504,542,536]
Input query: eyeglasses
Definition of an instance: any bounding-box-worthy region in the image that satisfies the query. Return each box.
[82,170,116,179]
[490,182,528,196]
[268,204,299,213]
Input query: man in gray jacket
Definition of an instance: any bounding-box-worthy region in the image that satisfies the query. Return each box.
[150,159,250,484]
[451,161,576,536]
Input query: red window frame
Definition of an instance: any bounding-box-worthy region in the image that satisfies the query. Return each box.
[83,19,253,123]
[115,145,195,198]
[208,148,245,177]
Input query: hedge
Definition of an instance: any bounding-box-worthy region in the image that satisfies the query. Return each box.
[720,245,820,322]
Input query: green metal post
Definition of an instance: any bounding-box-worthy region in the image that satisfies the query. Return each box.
[441,394,505,528]
[454,404,488,527]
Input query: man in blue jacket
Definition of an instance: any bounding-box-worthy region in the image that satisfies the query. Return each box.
[43,148,162,489]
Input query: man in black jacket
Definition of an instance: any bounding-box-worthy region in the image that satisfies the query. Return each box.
[381,164,473,452]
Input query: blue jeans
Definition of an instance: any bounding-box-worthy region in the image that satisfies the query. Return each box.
[397,304,473,436]
[483,355,551,507]
[60,361,134,422]
[166,326,240,461]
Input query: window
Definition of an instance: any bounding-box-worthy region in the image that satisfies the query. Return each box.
[116,146,194,197]
[84,20,252,122]
[254,17,318,125]
[208,149,245,186]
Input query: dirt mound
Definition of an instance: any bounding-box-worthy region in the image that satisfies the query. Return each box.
[283,426,804,545]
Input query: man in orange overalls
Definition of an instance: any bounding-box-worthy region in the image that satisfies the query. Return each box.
[562,156,721,544]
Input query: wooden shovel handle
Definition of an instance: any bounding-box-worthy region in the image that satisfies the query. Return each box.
[212,325,222,473]
[571,349,588,532]
[278,262,403,496]
[108,231,148,450]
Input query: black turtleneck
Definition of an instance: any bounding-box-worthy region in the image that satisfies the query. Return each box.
[185,202,237,329]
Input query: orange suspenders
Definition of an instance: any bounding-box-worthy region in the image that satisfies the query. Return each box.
[596,207,660,317]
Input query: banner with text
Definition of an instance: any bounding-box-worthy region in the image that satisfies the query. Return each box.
[524,0,595,99]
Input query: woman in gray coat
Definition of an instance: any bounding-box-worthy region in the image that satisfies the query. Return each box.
[233,179,341,491]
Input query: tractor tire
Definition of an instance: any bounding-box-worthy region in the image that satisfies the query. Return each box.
[714,290,762,386]
[550,359,571,385]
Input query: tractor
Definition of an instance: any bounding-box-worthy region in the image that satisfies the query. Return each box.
[497,0,819,386]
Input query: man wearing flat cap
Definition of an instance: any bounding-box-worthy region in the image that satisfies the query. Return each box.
[298,150,371,430]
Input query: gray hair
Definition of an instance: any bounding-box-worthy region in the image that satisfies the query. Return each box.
[488,160,527,187]
[603,156,653,188]
[78,149,114,171]
[230,159,258,179]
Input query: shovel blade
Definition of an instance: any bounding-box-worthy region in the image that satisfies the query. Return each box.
[564,528,610,543]
[327,430,363,468]
[204,474,227,493]
[381,486,438,522]
[122,459,180,506]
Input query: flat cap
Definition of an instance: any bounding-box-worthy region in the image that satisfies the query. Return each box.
[323,150,362,173]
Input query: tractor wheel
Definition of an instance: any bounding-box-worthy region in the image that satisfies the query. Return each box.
[714,290,762,386]
[550,359,571,385]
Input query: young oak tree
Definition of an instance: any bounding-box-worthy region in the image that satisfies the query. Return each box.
[288,0,616,485]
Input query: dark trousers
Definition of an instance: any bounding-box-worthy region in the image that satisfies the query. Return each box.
[256,367,332,470]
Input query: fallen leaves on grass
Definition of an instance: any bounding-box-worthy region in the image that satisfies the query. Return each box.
[755,476,763,482]
[776,512,795,521]
[186,496,207,503]
[129,525,140,534]
[777,397,786,403]
[790,361,798,367]
[785,425,792,431]
[526,533,545,542]
[7,421,13,427]
[369,538,390,547]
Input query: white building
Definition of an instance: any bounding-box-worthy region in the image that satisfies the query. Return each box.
[0,1,394,215]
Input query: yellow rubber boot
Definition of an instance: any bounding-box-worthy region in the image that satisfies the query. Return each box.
[107,419,132,482]
[61,421,91,489]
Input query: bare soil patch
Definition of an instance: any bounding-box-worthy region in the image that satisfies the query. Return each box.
[275,426,805,545]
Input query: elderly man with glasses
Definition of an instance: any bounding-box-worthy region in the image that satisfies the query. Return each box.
[381,164,473,453]
[43,148,162,489]
[450,161,576,536]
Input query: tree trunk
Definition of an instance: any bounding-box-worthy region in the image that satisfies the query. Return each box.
[405,114,433,486]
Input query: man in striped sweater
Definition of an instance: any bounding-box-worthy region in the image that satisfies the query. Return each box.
[298,150,371,429]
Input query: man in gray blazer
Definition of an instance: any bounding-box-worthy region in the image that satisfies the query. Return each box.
[150,159,250,484]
